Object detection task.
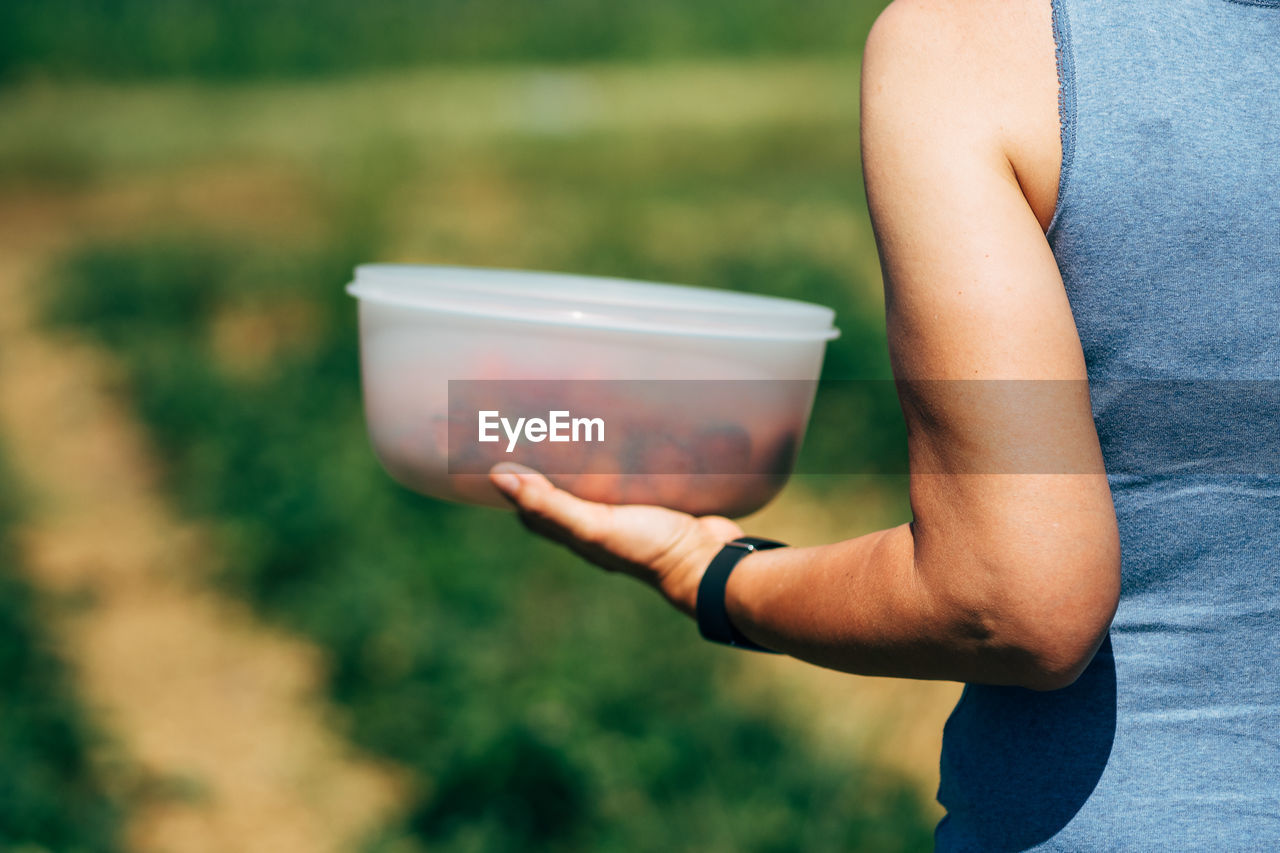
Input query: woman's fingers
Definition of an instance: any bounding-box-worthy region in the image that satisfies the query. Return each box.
[490,462,612,547]
[489,462,744,614]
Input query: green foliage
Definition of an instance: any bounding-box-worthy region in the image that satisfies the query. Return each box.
[45,223,930,849]
[0,0,886,83]
[0,457,123,852]
[37,63,927,846]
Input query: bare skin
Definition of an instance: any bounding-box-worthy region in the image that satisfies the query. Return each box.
[490,0,1121,692]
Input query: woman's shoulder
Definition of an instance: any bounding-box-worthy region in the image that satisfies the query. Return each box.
[864,0,1062,229]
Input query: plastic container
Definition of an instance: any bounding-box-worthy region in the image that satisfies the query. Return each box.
[348,264,839,517]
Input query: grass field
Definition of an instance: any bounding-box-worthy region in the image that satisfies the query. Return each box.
[2,56,957,852]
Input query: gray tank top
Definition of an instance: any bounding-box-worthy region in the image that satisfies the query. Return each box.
[934,0,1280,848]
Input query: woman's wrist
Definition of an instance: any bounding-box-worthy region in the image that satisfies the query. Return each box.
[656,525,741,618]
[659,540,722,618]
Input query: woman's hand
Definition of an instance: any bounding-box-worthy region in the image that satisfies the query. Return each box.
[489,462,743,617]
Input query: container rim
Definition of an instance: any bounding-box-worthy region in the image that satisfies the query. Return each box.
[347,283,841,342]
[347,264,841,342]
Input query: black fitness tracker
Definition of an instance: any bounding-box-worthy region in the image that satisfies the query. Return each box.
[696,536,787,653]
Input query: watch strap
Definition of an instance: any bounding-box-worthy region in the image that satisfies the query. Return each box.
[696,536,786,653]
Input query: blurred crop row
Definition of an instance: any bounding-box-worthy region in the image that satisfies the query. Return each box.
[0,450,122,852]
[1,0,882,82]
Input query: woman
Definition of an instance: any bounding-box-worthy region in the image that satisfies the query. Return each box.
[490,0,1280,846]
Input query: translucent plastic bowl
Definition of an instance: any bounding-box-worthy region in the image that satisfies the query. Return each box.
[348,265,839,517]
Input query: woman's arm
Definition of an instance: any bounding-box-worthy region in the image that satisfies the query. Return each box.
[490,0,1120,691]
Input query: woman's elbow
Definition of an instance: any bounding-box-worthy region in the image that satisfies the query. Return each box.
[1003,552,1121,691]
[936,540,1121,691]
[1015,627,1111,691]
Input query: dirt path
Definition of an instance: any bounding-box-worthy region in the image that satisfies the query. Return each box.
[0,185,404,853]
